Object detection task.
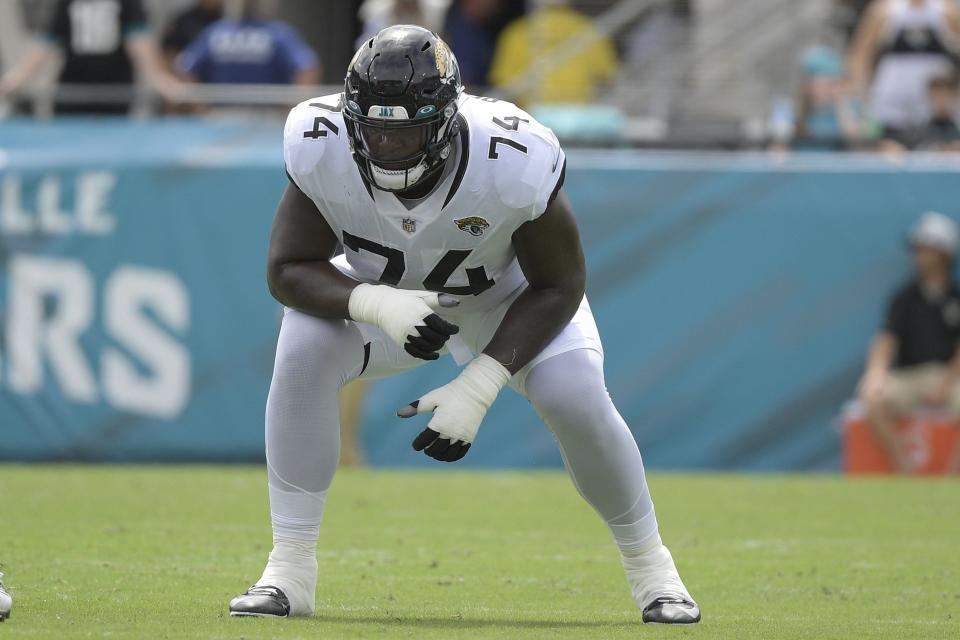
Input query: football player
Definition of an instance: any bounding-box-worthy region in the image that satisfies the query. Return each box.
[229,25,700,624]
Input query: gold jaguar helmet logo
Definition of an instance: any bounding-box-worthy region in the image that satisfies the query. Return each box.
[435,38,455,81]
[455,216,490,237]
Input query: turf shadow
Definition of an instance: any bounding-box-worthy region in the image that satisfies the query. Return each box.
[278,614,640,630]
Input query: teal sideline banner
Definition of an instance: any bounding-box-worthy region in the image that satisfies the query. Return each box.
[1,119,954,469]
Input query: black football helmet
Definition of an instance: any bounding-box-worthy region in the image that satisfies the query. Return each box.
[343,25,463,192]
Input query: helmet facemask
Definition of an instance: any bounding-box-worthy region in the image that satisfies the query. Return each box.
[344,101,459,192]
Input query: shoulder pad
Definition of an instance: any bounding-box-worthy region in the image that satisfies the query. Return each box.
[461,96,565,218]
[283,94,345,184]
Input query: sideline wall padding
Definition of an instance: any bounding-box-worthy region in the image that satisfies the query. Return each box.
[2,120,950,469]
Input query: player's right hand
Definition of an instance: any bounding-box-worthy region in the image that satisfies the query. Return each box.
[348,283,460,360]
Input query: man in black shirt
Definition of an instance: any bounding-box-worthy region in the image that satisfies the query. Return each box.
[859,212,960,472]
[0,0,181,114]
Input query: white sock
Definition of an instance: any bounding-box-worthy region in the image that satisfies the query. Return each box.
[269,485,327,540]
[618,535,691,607]
[619,532,663,561]
[258,536,318,616]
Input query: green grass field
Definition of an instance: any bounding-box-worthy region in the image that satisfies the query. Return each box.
[0,466,957,639]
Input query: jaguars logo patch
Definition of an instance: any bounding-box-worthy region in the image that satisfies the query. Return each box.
[455,216,490,237]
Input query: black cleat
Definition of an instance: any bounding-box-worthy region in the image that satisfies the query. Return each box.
[229,585,290,618]
[642,595,701,624]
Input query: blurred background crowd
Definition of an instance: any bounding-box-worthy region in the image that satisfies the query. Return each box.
[2,0,960,150]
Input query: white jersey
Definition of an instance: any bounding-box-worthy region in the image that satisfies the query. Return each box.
[870,0,957,128]
[283,92,567,313]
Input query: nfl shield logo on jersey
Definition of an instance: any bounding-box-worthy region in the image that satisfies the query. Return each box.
[402,217,416,233]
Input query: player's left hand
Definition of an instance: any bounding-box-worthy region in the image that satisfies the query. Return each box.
[397,354,511,462]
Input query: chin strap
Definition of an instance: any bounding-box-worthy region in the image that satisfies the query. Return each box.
[370,160,429,191]
[426,116,459,164]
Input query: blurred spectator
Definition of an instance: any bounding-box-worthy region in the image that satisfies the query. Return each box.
[442,0,504,88]
[858,212,960,473]
[163,0,224,65]
[489,0,617,106]
[835,0,874,42]
[769,46,867,151]
[0,0,181,114]
[847,0,960,140]
[882,72,960,149]
[917,72,960,148]
[356,0,448,48]
[176,0,320,86]
[627,0,691,67]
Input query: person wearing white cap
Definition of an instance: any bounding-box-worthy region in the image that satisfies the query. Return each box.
[858,211,960,472]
